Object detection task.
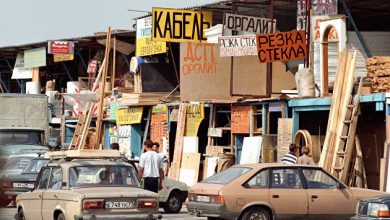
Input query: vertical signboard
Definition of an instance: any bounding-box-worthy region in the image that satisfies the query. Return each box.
[12,52,33,79]
[136,16,167,57]
[231,106,250,134]
[185,104,205,136]
[256,30,307,63]
[150,105,168,150]
[152,7,212,43]
[24,47,46,68]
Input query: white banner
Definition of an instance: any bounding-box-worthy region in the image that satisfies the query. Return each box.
[218,35,257,57]
[12,52,33,79]
[224,13,276,34]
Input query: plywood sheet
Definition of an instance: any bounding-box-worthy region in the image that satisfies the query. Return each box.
[232,57,296,96]
[240,136,262,164]
[180,43,231,101]
[277,118,293,162]
[179,153,201,187]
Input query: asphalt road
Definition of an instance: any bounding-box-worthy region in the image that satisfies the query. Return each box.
[0,206,205,220]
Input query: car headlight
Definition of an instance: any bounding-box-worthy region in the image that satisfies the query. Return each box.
[367,203,390,217]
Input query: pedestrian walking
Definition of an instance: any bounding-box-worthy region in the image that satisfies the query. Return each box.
[152,142,169,177]
[297,146,316,165]
[138,139,164,193]
[281,144,298,164]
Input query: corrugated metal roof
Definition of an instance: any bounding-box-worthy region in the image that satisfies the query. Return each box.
[0,30,135,50]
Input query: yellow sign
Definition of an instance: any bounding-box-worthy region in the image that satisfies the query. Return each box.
[185,104,205,136]
[116,107,143,125]
[136,16,167,57]
[53,54,74,62]
[151,104,168,122]
[152,7,212,43]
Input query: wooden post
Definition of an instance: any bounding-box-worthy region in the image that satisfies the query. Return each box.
[95,27,112,148]
[169,103,187,180]
[141,107,152,153]
[32,68,40,83]
[112,37,116,89]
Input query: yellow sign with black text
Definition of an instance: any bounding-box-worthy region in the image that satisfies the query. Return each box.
[116,107,143,125]
[152,7,212,43]
[185,104,205,136]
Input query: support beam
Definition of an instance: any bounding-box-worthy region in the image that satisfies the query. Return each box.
[0,72,9,93]
[61,62,74,81]
[76,49,88,71]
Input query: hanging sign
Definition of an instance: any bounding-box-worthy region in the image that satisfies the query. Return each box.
[116,107,143,125]
[53,54,74,62]
[48,41,75,54]
[136,16,167,57]
[87,60,98,74]
[152,104,168,122]
[218,35,257,57]
[152,7,212,43]
[297,0,338,30]
[224,13,276,34]
[185,104,205,136]
[12,52,33,79]
[231,106,250,134]
[24,47,46,68]
[256,30,307,63]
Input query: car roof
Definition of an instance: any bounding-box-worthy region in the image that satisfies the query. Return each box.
[233,163,321,169]
[48,159,131,168]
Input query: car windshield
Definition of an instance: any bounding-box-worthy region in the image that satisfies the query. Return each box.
[23,159,49,174]
[1,157,32,171]
[202,167,252,185]
[0,131,44,145]
[69,165,140,188]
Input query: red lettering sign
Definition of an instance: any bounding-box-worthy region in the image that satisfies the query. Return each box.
[256,30,307,63]
[48,41,75,54]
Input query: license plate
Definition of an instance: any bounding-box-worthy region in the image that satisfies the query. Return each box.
[13,183,28,188]
[196,195,210,202]
[105,201,135,209]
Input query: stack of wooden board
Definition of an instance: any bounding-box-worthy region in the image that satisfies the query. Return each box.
[319,49,358,173]
[121,92,180,106]
[366,56,390,92]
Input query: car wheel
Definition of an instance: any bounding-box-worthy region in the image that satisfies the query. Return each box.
[241,207,271,220]
[18,209,26,220]
[163,191,183,213]
[57,213,65,220]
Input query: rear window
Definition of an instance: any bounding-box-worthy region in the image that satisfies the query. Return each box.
[202,167,251,185]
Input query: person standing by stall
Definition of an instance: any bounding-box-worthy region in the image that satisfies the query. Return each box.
[138,139,164,193]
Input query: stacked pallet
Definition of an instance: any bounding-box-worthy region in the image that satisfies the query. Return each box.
[366,56,390,92]
[319,49,358,173]
[121,92,180,106]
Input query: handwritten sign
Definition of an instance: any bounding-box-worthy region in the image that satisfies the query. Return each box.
[136,16,167,57]
[12,53,32,79]
[24,47,46,68]
[152,7,212,43]
[152,104,168,122]
[185,104,205,136]
[116,107,143,125]
[231,106,250,134]
[224,13,276,34]
[312,16,338,42]
[87,60,98,74]
[256,30,307,63]
[150,121,168,150]
[181,43,216,76]
[53,54,74,62]
[48,41,75,54]
[219,35,257,57]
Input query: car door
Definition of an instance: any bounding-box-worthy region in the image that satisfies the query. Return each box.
[42,167,62,220]
[269,168,309,219]
[301,168,355,220]
[26,167,51,220]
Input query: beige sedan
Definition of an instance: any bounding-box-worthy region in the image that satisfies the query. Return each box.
[15,159,161,220]
[187,164,388,220]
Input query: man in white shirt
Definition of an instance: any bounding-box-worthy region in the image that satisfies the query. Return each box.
[138,139,164,193]
[152,142,169,177]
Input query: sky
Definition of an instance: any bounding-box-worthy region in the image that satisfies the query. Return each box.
[0,0,215,47]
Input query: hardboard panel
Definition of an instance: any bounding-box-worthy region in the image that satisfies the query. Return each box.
[180,42,231,101]
[232,57,296,96]
[140,63,177,92]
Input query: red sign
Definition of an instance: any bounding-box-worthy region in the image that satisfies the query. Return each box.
[48,41,75,54]
[256,30,307,63]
